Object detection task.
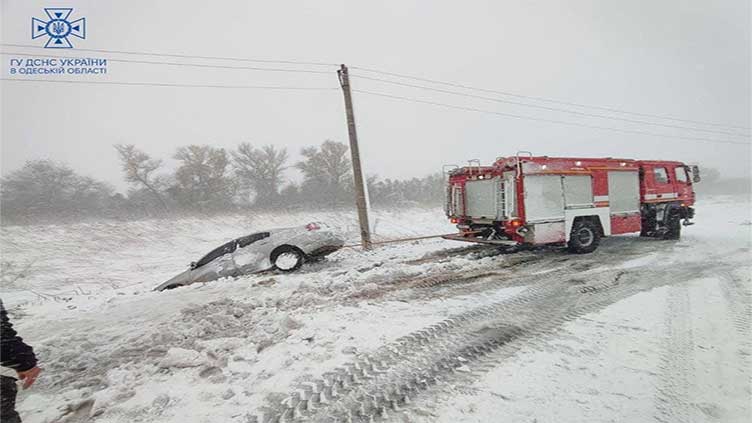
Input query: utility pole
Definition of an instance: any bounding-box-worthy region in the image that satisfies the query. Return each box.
[338,64,372,250]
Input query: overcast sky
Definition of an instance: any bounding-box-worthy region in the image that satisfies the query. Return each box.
[1,0,750,192]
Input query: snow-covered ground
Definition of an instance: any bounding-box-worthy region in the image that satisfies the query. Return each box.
[0,198,749,423]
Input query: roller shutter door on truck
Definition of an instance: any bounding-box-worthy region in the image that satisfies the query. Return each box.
[562,175,593,208]
[607,171,639,213]
[464,178,500,219]
[607,170,641,234]
[523,175,565,222]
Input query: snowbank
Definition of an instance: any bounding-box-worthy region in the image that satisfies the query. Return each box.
[1,197,749,423]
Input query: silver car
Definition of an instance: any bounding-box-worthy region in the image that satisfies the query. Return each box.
[154,222,345,291]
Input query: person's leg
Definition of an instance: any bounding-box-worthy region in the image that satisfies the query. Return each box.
[0,376,22,423]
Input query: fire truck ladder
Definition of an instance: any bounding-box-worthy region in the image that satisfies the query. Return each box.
[442,164,459,215]
[496,180,506,218]
[515,150,533,178]
[442,164,459,179]
[468,159,481,175]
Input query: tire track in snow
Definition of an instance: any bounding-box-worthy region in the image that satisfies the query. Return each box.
[653,284,696,423]
[254,279,571,422]
[403,244,513,265]
[347,253,542,303]
[256,260,716,422]
[718,266,752,339]
[361,238,673,305]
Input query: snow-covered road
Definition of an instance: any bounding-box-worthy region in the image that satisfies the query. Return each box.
[1,198,749,422]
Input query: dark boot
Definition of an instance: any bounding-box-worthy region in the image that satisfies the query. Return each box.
[0,376,21,423]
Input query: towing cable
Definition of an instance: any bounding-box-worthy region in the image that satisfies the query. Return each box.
[340,231,483,249]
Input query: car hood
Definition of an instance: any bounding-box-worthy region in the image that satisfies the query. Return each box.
[153,268,193,291]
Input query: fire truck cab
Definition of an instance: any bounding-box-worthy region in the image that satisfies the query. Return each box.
[444,153,699,253]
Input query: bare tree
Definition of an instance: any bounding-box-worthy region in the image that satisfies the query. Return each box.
[232,143,288,207]
[296,140,352,206]
[172,145,234,210]
[0,160,113,222]
[114,144,169,211]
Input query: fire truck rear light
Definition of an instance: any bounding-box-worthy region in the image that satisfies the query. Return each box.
[450,217,459,224]
[510,219,523,228]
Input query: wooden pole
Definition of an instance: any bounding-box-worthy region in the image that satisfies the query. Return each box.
[338,64,372,250]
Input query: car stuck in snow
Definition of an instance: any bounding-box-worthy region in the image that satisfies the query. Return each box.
[154,222,344,291]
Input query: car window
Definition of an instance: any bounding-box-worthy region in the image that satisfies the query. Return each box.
[653,167,669,184]
[674,167,687,183]
[194,240,238,268]
[237,232,270,248]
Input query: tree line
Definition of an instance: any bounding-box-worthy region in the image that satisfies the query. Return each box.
[0,140,445,224]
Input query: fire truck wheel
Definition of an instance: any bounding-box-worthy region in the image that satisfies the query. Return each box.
[640,218,654,237]
[567,220,600,254]
[663,216,682,240]
[640,214,656,237]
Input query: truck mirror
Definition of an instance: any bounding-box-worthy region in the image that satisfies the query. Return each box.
[690,165,701,183]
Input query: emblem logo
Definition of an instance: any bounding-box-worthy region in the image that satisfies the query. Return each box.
[32,8,86,48]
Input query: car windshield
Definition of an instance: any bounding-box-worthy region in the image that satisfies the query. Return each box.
[237,232,270,248]
[194,240,238,269]
[192,232,271,269]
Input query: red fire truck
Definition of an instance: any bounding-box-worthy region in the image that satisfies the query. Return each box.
[444,153,700,253]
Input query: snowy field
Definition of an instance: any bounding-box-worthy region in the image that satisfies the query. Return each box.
[0,198,750,423]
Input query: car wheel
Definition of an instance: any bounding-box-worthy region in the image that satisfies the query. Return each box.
[567,220,600,254]
[271,246,304,272]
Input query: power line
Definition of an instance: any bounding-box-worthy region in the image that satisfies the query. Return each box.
[1,43,338,67]
[1,52,333,74]
[7,43,745,132]
[5,79,743,145]
[353,89,751,146]
[350,65,751,132]
[352,74,750,138]
[5,43,747,134]
[1,78,339,91]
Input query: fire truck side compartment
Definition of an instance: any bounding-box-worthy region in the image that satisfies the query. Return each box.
[563,175,594,208]
[523,175,566,222]
[607,170,642,234]
[522,175,566,244]
[464,177,501,219]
